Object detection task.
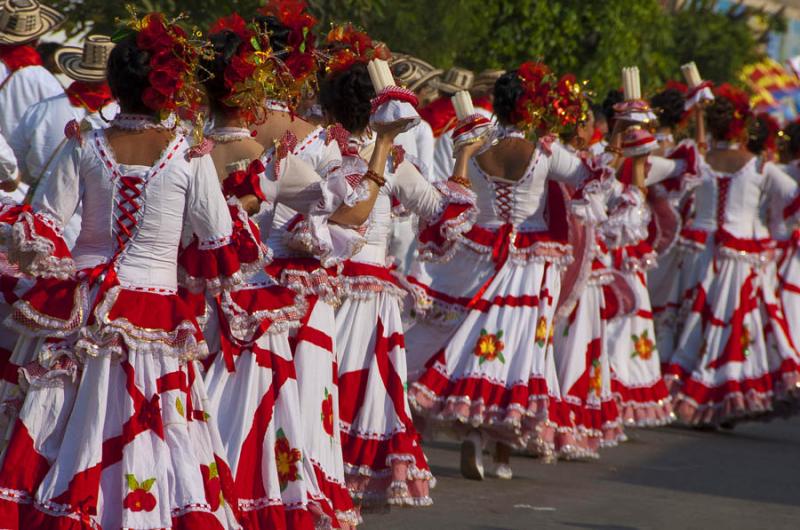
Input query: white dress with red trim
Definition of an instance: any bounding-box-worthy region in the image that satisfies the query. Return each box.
[552,176,630,457]
[646,141,703,370]
[667,156,800,425]
[0,129,249,529]
[407,138,600,459]
[774,162,800,362]
[336,139,473,509]
[257,124,364,528]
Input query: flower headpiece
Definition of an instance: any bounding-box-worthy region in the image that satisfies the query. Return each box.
[324,23,391,76]
[512,62,589,137]
[208,13,293,123]
[750,111,782,154]
[257,0,318,104]
[114,8,212,122]
[714,83,752,141]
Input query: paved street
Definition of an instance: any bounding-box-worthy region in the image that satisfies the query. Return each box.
[364,418,800,530]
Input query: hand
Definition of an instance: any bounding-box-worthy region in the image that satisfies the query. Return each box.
[0,174,20,193]
[238,194,261,216]
[374,118,414,145]
[454,134,490,159]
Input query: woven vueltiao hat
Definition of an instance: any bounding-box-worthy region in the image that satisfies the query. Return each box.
[54,35,113,82]
[0,0,65,45]
[471,68,505,96]
[390,53,443,93]
[432,66,474,95]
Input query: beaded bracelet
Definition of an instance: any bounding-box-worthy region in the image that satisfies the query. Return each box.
[449,174,472,188]
[604,145,623,156]
[363,169,387,187]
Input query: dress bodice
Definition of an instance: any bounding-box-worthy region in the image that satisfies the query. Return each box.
[469,141,590,232]
[36,130,233,292]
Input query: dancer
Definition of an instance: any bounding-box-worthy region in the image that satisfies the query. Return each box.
[408,64,605,477]
[667,84,800,426]
[321,31,475,507]
[0,14,244,528]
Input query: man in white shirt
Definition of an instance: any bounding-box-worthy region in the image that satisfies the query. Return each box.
[10,35,117,247]
[0,0,66,194]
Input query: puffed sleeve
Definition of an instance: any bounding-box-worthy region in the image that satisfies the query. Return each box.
[0,130,17,184]
[178,154,267,294]
[388,160,476,261]
[545,141,595,187]
[432,134,455,183]
[650,141,700,200]
[0,134,82,279]
[765,161,800,222]
[600,180,651,248]
[278,153,366,267]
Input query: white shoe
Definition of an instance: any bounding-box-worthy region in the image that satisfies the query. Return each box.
[489,463,513,480]
[460,430,484,480]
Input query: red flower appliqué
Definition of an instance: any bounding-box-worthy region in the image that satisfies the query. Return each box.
[201,462,223,511]
[474,329,505,364]
[123,474,157,512]
[275,429,302,490]
[321,388,334,437]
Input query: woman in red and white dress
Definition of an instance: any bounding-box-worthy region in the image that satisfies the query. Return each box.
[319,37,476,507]
[0,17,243,528]
[667,85,800,426]
[407,65,608,477]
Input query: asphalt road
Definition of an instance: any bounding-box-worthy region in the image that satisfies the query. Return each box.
[363,418,800,530]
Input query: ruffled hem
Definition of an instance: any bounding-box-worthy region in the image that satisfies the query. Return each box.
[310,461,361,529]
[178,205,268,296]
[611,378,674,427]
[75,286,209,362]
[416,180,477,263]
[666,364,800,426]
[265,257,340,306]
[341,430,434,510]
[4,278,87,337]
[409,371,558,457]
[0,206,74,280]
[339,261,407,301]
[218,280,307,343]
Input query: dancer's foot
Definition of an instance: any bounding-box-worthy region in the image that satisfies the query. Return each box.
[460,430,484,480]
[488,462,513,480]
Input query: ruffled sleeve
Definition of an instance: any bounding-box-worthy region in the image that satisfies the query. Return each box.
[600,181,651,248]
[544,141,596,187]
[0,131,82,279]
[646,141,700,200]
[764,161,800,222]
[277,152,366,267]
[387,160,476,262]
[178,154,267,295]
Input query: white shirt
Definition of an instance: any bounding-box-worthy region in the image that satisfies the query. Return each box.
[0,127,17,183]
[395,120,435,180]
[0,63,64,140]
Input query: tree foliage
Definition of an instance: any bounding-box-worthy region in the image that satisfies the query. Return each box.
[47,0,785,97]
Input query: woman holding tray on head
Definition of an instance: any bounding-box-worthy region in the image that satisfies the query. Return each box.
[320,25,478,509]
[0,13,244,528]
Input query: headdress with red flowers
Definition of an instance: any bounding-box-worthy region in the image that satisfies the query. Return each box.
[512,61,590,137]
[713,83,752,141]
[749,111,782,154]
[323,23,391,76]
[208,13,293,123]
[256,0,318,105]
[113,8,212,122]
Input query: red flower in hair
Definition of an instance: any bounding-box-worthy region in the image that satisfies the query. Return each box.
[714,83,752,141]
[259,0,317,81]
[136,14,174,51]
[210,13,252,42]
[325,23,391,75]
[664,79,688,94]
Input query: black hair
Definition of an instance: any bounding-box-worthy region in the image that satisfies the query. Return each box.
[254,14,291,57]
[202,30,244,115]
[493,70,524,126]
[601,89,624,126]
[784,121,800,159]
[747,114,772,154]
[318,61,375,134]
[591,104,606,124]
[107,35,154,115]
[651,88,685,129]
[706,97,736,141]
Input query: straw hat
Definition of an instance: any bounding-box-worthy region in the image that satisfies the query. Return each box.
[0,0,65,45]
[432,66,474,95]
[390,53,443,93]
[471,69,505,96]
[54,35,114,82]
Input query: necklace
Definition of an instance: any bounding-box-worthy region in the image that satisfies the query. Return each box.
[712,140,740,150]
[111,113,177,131]
[207,127,253,144]
[265,99,290,113]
